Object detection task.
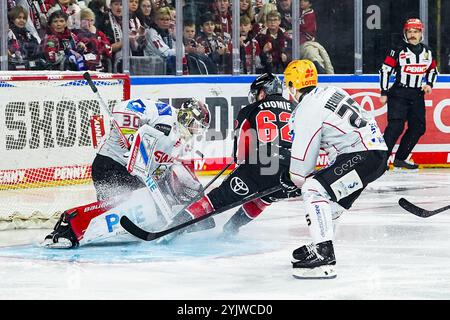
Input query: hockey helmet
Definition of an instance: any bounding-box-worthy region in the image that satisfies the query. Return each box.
[283,59,318,91]
[248,73,283,104]
[177,98,210,138]
[403,18,424,42]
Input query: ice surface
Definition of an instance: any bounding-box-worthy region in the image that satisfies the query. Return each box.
[1,169,450,300]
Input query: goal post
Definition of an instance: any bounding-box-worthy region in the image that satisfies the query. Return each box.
[0,71,130,230]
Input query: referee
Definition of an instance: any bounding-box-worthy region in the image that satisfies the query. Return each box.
[379,18,438,170]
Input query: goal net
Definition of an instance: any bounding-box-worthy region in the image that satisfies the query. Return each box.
[0,71,130,230]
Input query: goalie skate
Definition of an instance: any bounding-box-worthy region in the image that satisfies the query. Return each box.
[291,241,337,279]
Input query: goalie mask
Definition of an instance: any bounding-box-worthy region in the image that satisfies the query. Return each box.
[248,73,283,104]
[177,99,210,139]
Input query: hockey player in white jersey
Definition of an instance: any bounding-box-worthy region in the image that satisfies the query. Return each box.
[282,60,388,279]
[43,98,210,248]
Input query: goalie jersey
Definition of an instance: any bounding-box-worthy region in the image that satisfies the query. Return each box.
[289,86,387,178]
[98,99,182,174]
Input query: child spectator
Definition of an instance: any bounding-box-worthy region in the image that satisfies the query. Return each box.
[74,8,112,71]
[42,10,87,70]
[7,6,42,70]
[46,0,82,30]
[255,10,292,74]
[253,2,277,37]
[300,0,316,44]
[183,20,217,74]
[239,15,262,74]
[196,11,230,74]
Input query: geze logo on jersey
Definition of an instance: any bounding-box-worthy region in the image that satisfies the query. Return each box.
[403,64,428,74]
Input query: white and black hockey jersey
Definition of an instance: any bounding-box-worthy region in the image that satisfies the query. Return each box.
[98,99,183,172]
[379,42,438,95]
[289,87,387,178]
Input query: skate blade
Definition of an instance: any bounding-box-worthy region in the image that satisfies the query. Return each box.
[392,167,419,173]
[292,265,337,279]
[40,239,74,249]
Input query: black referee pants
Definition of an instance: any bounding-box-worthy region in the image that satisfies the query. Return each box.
[383,88,426,161]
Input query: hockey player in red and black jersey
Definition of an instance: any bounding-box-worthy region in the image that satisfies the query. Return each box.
[379,18,438,170]
[160,73,300,242]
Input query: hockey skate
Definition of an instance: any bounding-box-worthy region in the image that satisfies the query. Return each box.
[393,159,419,171]
[42,211,79,249]
[220,207,253,239]
[156,210,215,244]
[292,241,337,279]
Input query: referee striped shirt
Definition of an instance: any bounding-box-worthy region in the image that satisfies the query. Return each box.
[379,42,438,95]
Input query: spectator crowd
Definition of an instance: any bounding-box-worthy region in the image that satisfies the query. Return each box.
[5,0,334,75]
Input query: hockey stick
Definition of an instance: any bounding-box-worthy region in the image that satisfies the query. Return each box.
[120,185,281,241]
[398,198,450,218]
[83,72,131,149]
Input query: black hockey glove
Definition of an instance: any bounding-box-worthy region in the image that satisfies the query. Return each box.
[279,170,302,198]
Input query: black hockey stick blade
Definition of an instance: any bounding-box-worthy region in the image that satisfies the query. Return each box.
[120,185,281,241]
[398,197,450,218]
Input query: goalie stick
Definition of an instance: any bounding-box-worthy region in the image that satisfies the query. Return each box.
[398,198,450,218]
[83,72,131,149]
[120,185,281,241]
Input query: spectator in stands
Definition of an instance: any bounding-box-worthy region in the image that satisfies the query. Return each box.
[240,0,254,22]
[196,11,230,74]
[47,0,82,30]
[276,0,292,32]
[42,10,87,70]
[253,0,263,15]
[129,0,146,55]
[144,6,182,75]
[299,0,316,44]
[256,10,292,74]
[100,0,124,64]
[7,6,42,70]
[152,0,170,9]
[239,15,262,74]
[74,8,112,71]
[183,20,217,74]
[214,0,232,43]
[136,0,154,28]
[14,0,48,40]
[88,0,108,29]
[250,2,276,39]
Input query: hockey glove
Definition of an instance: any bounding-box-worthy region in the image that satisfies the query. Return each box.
[280,170,302,198]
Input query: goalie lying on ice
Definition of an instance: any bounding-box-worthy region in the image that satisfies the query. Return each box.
[42,98,211,248]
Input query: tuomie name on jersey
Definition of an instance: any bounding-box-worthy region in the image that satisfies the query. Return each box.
[259,100,292,110]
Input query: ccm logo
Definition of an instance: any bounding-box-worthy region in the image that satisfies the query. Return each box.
[403,65,428,74]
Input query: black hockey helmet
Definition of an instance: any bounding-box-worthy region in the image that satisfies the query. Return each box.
[248,73,283,104]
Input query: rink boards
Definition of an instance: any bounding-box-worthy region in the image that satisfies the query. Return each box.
[131,74,450,172]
